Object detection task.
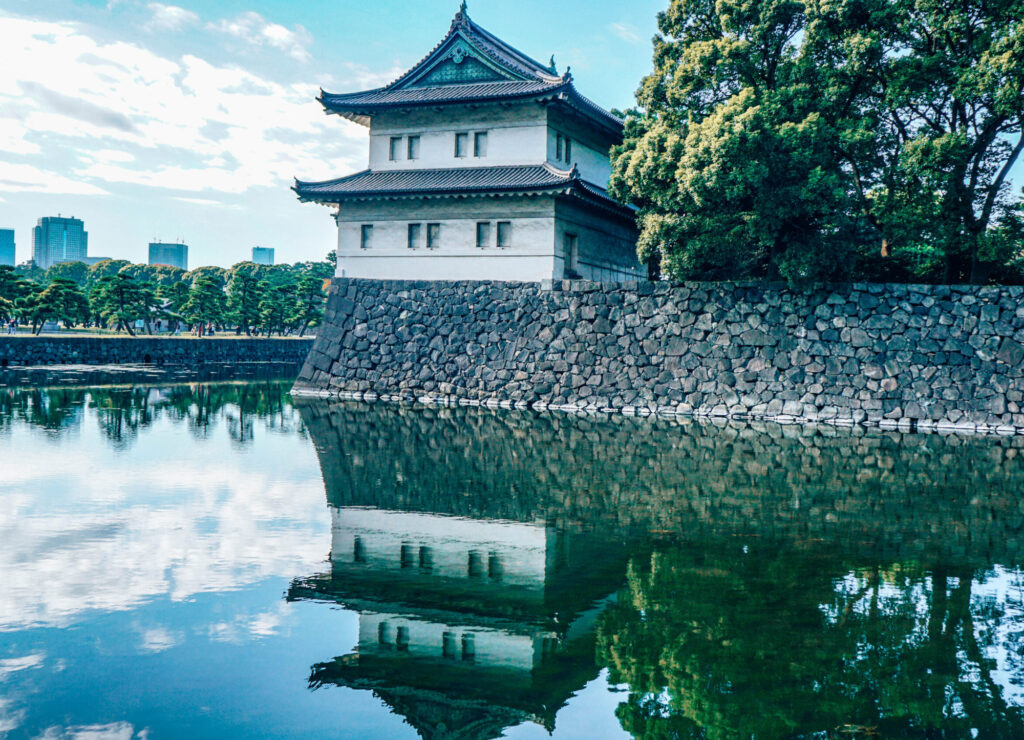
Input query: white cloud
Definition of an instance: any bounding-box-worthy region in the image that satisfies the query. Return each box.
[0,13,365,198]
[35,722,141,740]
[172,196,227,206]
[0,400,328,632]
[609,22,641,44]
[83,149,136,164]
[136,625,181,652]
[0,697,25,735]
[0,163,110,195]
[145,3,198,32]
[0,653,45,680]
[208,11,312,62]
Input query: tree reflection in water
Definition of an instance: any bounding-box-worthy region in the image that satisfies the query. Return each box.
[297,400,1024,739]
[0,381,298,448]
[597,543,1024,739]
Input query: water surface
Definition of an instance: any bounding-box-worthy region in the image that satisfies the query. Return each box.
[1,382,1023,739]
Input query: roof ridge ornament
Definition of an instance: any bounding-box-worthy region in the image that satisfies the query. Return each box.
[549,55,557,74]
[452,1,468,27]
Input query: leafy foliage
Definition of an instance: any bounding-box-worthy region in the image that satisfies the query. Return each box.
[30,278,90,333]
[0,254,333,336]
[614,0,1024,284]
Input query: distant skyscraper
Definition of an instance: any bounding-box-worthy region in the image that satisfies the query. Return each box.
[0,229,14,267]
[252,246,275,265]
[32,216,88,270]
[149,242,189,271]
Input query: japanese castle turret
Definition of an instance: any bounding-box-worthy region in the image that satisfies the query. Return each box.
[294,4,642,282]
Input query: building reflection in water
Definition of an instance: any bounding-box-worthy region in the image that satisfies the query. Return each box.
[292,399,1024,739]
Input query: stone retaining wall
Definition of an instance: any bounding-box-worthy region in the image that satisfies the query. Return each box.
[296,278,1024,433]
[0,335,313,370]
[297,400,1024,566]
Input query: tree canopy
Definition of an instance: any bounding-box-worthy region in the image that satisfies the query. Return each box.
[0,254,333,336]
[612,0,1024,284]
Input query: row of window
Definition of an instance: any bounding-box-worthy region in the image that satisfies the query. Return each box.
[352,538,505,579]
[377,621,477,661]
[388,131,489,161]
[385,130,576,165]
[358,221,513,249]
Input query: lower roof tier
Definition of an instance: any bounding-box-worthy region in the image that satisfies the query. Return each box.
[293,164,634,219]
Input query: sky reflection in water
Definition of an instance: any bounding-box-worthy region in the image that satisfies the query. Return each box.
[1,382,1023,739]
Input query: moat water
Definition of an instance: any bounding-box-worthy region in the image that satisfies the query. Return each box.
[1,380,1023,739]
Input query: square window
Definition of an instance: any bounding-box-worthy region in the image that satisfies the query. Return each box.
[476,221,491,248]
[474,131,488,157]
[407,223,422,249]
[427,223,441,248]
[389,136,402,161]
[455,132,469,158]
[496,221,512,248]
[360,224,373,249]
[407,135,420,160]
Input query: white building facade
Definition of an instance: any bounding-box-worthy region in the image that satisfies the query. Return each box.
[295,4,643,282]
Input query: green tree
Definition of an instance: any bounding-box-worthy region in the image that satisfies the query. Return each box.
[0,295,14,323]
[86,259,132,291]
[258,282,296,336]
[89,273,147,335]
[0,265,33,304]
[818,0,1024,283]
[289,274,326,336]
[29,278,90,333]
[226,266,267,335]
[15,261,45,282]
[45,261,90,287]
[181,274,227,330]
[185,265,228,290]
[613,0,1024,284]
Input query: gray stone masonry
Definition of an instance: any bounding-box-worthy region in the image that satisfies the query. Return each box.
[0,335,313,370]
[294,278,1024,434]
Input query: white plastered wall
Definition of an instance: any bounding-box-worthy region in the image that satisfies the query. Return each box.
[368,104,549,171]
[335,195,556,281]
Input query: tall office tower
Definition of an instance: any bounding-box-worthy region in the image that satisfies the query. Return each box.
[32,216,88,270]
[0,229,14,267]
[252,246,275,266]
[148,242,189,271]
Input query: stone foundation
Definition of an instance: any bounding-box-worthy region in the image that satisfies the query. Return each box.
[0,335,313,369]
[295,278,1024,433]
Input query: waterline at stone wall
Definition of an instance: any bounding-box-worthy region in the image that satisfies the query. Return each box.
[295,278,1024,434]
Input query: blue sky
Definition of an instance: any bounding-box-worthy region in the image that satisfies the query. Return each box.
[0,0,665,269]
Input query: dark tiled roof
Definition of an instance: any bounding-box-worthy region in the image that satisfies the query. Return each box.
[317,10,622,135]
[320,80,565,109]
[384,10,561,89]
[293,164,634,218]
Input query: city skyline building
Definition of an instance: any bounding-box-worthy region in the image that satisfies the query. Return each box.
[252,246,275,265]
[0,229,14,267]
[32,216,89,270]
[148,242,189,271]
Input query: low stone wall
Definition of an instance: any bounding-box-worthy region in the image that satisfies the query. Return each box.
[0,335,313,370]
[296,278,1024,433]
